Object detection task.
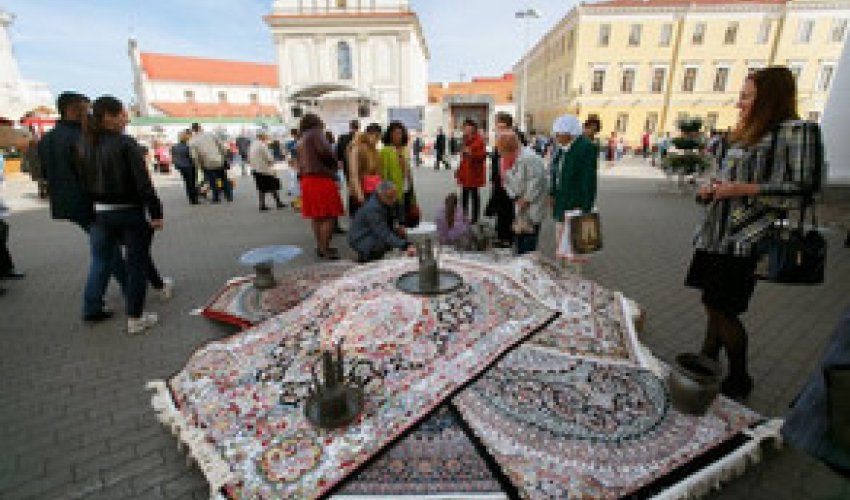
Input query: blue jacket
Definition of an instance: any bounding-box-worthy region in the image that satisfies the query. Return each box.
[348,195,407,255]
[171,143,194,170]
[38,120,93,226]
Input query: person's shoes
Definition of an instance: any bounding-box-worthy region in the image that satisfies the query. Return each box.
[845,231,850,248]
[84,310,114,323]
[333,226,346,234]
[260,206,269,212]
[317,248,341,260]
[127,312,158,335]
[276,203,287,209]
[3,270,25,280]
[158,277,174,301]
[721,374,754,400]
[0,287,6,296]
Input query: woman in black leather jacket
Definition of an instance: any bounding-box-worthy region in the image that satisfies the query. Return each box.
[79,96,164,335]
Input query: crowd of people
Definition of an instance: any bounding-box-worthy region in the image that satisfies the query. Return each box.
[0,66,833,405]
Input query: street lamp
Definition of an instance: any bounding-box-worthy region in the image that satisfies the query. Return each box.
[516,8,541,133]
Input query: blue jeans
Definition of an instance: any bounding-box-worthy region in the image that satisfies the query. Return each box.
[83,209,149,318]
[76,220,127,312]
[516,224,541,255]
[204,168,232,202]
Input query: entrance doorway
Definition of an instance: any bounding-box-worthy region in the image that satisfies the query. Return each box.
[450,104,489,133]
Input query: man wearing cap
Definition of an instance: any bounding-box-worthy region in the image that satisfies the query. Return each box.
[549,114,597,224]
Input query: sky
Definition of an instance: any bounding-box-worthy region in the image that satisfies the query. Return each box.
[3,0,578,103]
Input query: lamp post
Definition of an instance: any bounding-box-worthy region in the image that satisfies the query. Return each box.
[515,8,540,133]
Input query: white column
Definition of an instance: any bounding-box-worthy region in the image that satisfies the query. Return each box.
[398,31,411,106]
[314,35,327,82]
[823,38,850,185]
[355,33,367,90]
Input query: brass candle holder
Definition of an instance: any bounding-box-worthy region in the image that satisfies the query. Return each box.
[303,340,365,430]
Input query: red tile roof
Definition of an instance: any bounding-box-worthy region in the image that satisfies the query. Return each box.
[140,52,278,86]
[150,102,279,118]
[589,0,785,7]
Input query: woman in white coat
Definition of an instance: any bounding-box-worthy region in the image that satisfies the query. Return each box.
[500,131,548,254]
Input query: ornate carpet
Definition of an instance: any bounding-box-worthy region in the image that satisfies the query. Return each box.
[152,254,781,500]
[200,262,357,328]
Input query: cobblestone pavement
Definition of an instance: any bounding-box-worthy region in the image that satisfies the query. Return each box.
[1,160,848,499]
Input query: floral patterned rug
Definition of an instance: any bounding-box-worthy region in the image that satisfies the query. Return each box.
[154,254,781,500]
[156,258,555,499]
[200,262,357,328]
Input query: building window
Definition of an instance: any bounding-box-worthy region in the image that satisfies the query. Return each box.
[217,91,227,103]
[616,113,629,134]
[337,41,353,80]
[250,93,259,104]
[629,24,642,46]
[682,67,698,92]
[831,19,848,43]
[592,69,606,93]
[677,112,689,124]
[651,67,666,93]
[564,72,571,94]
[660,23,673,47]
[724,22,739,44]
[817,64,835,91]
[621,68,635,93]
[808,111,821,122]
[757,19,772,44]
[713,67,730,92]
[797,19,815,43]
[184,90,195,103]
[336,0,346,7]
[693,23,706,45]
[598,24,611,47]
[706,112,719,132]
[567,30,575,51]
[645,112,659,133]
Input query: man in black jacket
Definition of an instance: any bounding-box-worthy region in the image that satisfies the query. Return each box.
[336,119,358,180]
[434,127,448,170]
[39,92,126,321]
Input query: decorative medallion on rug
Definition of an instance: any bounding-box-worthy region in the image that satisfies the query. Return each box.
[200,262,357,328]
[453,345,763,500]
[154,258,555,499]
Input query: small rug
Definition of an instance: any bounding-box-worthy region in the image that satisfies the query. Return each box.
[453,345,765,500]
[200,262,357,328]
[153,258,556,499]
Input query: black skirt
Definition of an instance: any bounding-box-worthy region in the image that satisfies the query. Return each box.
[252,172,280,192]
[685,249,758,314]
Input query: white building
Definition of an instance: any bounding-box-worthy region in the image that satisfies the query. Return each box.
[265,0,430,135]
[128,39,285,139]
[0,8,53,120]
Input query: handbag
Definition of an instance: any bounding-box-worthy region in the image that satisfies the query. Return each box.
[569,211,603,254]
[762,225,826,285]
[403,188,420,228]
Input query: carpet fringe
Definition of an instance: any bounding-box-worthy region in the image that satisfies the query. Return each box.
[146,380,233,500]
[652,418,784,499]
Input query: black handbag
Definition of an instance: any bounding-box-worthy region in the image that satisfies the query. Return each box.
[763,223,826,285]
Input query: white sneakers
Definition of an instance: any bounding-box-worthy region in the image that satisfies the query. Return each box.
[125,278,173,334]
[127,312,159,335]
[158,277,175,301]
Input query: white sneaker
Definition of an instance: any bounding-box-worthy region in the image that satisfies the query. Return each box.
[127,312,159,335]
[158,277,174,301]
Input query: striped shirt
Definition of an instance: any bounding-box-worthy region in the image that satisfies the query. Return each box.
[694,120,823,256]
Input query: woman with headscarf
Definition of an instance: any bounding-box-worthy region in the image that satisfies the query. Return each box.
[549,114,598,251]
[249,131,286,211]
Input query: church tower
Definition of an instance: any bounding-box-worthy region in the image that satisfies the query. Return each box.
[265,0,429,134]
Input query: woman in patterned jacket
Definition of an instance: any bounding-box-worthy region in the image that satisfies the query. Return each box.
[686,66,824,399]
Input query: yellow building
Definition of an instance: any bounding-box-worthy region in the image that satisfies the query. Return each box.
[514,0,850,145]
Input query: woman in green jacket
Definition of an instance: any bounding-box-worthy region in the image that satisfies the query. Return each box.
[549,114,598,223]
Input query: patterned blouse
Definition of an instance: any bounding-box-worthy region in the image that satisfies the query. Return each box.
[694,120,823,256]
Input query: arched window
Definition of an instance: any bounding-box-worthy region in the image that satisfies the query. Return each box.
[337,41,353,80]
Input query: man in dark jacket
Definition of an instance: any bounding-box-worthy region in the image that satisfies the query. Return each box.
[434,127,448,170]
[39,92,126,321]
[348,181,413,262]
[336,119,358,179]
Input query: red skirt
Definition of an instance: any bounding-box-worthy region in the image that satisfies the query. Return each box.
[300,175,344,219]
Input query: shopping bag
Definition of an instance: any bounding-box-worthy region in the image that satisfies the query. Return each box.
[557,210,602,260]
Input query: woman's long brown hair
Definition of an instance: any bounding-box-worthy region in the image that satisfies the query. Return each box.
[733,66,799,145]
